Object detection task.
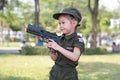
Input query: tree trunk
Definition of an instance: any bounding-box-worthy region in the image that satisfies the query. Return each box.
[0,0,7,11]
[34,0,39,46]
[91,14,97,48]
[88,0,99,48]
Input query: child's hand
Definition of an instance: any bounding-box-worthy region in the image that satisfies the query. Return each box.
[46,39,51,49]
[46,39,59,50]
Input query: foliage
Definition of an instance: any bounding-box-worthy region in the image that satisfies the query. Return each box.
[21,46,109,55]
[83,47,108,55]
[40,0,72,29]
[0,0,34,31]
[98,7,112,32]
[0,16,8,28]
[21,46,49,55]
[0,0,119,48]
[0,0,23,31]
[0,0,116,32]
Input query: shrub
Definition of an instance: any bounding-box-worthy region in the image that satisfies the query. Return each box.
[21,46,49,55]
[83,48,108,55]
[21,46,108,55]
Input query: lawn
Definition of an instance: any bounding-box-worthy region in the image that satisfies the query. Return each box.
[0,42,21,48]
[0,54,120,80]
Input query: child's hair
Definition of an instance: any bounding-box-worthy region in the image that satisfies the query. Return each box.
[69,15,80,27]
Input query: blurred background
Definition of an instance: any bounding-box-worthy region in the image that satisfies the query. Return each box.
[0,1,120,80]
[0,0,120,52]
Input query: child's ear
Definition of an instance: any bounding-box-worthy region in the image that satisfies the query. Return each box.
[72,20,78,27]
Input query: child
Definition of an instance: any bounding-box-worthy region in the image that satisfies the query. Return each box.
[46,7,85,80]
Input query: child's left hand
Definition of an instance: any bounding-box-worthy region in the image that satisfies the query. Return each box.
[46,39,59,51]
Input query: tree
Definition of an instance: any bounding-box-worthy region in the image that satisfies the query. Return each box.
[34,0,39,26]
[0,0,7,11]
[34,0,40,45]
[88,0,99,48]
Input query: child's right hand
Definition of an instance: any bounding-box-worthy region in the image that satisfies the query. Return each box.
[46,39,52,49]
[46,39,60,51]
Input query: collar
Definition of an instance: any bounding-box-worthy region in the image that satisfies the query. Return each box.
[60,32,77,40]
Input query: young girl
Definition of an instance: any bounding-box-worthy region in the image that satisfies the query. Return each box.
[46,7,85,80]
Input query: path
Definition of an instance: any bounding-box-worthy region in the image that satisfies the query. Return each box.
[0,48,21,54]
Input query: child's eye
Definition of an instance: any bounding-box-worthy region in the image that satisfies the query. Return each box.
[59,22,65,25]
[62,22,65,24]
[59,22,61,25]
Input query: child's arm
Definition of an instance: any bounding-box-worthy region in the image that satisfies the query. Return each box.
[47,39,81,62]
[58,46,80,61]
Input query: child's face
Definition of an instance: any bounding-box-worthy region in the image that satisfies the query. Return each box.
[58,15,77,36]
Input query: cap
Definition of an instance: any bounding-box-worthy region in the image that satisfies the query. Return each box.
[53,7,82,23]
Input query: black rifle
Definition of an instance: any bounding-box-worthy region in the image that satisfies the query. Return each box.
[26,24,59,54]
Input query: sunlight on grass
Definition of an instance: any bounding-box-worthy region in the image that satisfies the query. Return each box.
[0,54,54,80]
[77,54,120,80]
[0,54,120,80]
[80,54,120,64]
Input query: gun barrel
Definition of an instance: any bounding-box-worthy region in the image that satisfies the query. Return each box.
[26,24,44,37]
[26,24,58,41]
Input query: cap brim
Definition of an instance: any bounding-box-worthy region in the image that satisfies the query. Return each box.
[53,12,73,20]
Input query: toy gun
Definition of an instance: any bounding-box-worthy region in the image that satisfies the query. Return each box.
[26,24,59,54]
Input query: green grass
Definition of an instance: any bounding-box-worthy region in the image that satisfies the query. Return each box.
[0,42,21,48]
[0,54,120,80]
[78,54,120,80]
[0,42,37,48]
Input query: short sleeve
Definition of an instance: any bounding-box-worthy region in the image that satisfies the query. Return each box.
[73,36,85,53]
